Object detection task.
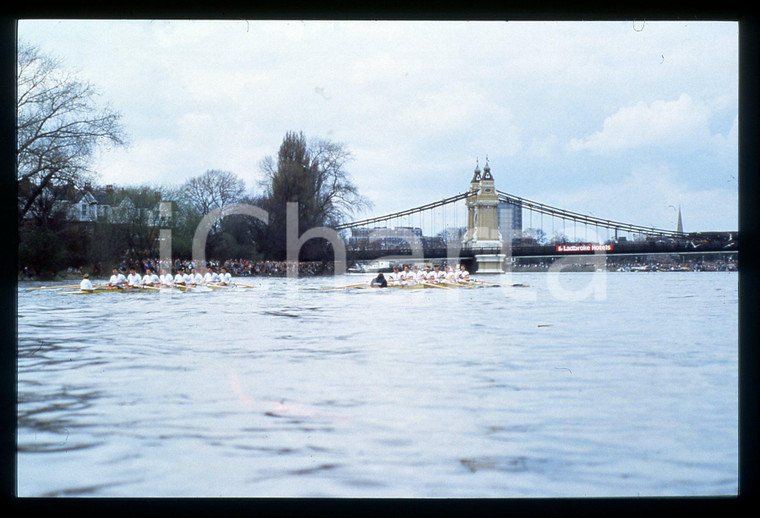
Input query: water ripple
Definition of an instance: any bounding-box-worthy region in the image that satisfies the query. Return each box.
[16,273,738,497]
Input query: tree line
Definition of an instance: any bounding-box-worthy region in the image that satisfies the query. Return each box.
[17,43,371,277]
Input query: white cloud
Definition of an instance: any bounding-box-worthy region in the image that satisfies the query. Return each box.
[94,138,182,188]
[351,53,404,86]
[709,115,739,156]
[532,165,737,232]
[18,20,738,227]
[568,94,712,154]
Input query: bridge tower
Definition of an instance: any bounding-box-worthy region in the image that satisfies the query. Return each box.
[464,160,481,242]
[463,157,506,274]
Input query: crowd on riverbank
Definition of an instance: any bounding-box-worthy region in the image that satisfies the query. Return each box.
[18,256,737,281]
[512,258,738,272]
[120,258,335,277]
[19,258,335,280]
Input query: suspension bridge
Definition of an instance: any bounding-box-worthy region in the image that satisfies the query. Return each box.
[331,160,736,273]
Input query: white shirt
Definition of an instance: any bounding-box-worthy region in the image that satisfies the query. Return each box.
[109,273,127,284]
[160,274,174,285]
[458,269,470,280]
[80,278,93,291]
[174,273,186,283]
[401,270,414,280]
[192,273,203,284]
[127,273,142,286]
[204,272,220,283]
[426,271,437,280]
[183,273,195,284]
[219,272,232,283]
[143,273,159,284]
[388,271,401,282]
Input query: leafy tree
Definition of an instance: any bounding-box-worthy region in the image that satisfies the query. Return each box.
[256,131,371,259]
[16,43,127,225]
[18,227,66,278]
[20,181,76,228]
[109,185,164,260]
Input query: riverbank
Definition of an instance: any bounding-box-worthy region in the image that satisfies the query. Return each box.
[511,261,737,273]
[17,256,738,282]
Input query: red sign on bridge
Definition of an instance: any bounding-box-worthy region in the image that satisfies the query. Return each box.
[555,244,614,253]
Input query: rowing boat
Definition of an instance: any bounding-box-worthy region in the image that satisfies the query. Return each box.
[386,283,430,289]
[63,286,155,294]
[61,282,255,294]
[321,280,497,290]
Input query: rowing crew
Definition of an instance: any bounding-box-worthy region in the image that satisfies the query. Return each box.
[80,266,233,292]
[378,264,470,287]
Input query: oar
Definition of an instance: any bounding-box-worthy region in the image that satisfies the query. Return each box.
[475,279,530,288]
[320,284,367,290]
[321,282,369,290]
[421,281,453,289]
[441,280,472,288]
[471,279,504,287]
[207,283,241,289]
[25,284,80,291]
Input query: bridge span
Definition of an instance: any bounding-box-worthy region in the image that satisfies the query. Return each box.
[333,161,736,273]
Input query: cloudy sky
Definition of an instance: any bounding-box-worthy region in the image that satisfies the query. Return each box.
[17,19,738,232]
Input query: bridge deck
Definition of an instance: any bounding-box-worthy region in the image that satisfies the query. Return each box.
[344,239,736,261]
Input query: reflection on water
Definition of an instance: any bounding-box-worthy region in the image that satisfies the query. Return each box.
[17,273,738,497]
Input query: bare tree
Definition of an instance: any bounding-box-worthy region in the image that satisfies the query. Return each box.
[309,137,372,227]
[178,170,247,255]
[181,169,246,215]
[16,43,127,223]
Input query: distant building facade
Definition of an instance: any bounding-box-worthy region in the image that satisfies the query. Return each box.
[19,181,173,227]
[348,226,424,249]
[497,199,522,243]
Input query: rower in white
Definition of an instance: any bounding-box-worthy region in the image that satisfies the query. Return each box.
[388,266,402,285]
[203,266,220,285]
[80,273,94,292]
[143,268,160,286]
[190,268,203,286]
[160,269,174,286]
[219,267,232,285]
[410,265,422,284]
[127,267,142,287]
[400,265,414,285]
[108,267,127,288]
[458,264,471,282]
[173,268,187,286]
[183,269,195,286]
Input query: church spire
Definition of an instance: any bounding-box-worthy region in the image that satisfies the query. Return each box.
[677,205,683,234]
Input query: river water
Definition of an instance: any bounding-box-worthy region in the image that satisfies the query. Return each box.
[16,271,738,497]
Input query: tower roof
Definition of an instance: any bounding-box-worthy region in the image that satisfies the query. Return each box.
[482,155,493,180]
[471,159,481,183]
